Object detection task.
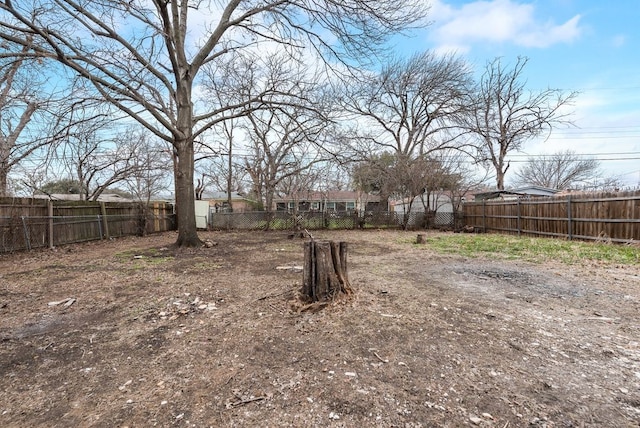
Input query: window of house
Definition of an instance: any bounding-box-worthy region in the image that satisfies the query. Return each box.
[326,202,336,211]
[345,201,356,211]
[288,201,295,211]
[311,201,320,210]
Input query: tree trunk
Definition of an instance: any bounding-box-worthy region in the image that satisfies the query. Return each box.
[302,240,352,302]
[496,169,505,190]
[494,154,508,190]
[173,74,202,247]
[0,167,8,197]
[174,141,201,247]
[264,188,276,230]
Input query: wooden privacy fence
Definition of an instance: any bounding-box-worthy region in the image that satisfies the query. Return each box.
[0,197,176,253]
[462,190,640,243]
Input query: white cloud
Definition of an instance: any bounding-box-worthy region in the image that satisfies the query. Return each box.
[428,0,583,50]
[515,15,581,48]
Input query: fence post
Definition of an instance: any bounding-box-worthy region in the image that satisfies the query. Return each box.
[517,199,521,236]
[482,200,487,232]
[48,200,54,249]
[567,195,573,241]
[97,215,103,239]
[21,216,31,251]
[100,202,110,239]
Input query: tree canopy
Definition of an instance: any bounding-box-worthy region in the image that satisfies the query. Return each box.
[0,0,430,245]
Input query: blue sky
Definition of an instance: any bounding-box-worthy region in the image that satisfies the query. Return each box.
[398,0,640,187]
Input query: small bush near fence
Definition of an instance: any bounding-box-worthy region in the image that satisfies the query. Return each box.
[0,198,175,253]
[209,210,462,231]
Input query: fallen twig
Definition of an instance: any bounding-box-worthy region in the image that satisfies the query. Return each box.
[304,228,314,241]
[380,313,402,318]
[226,396,266,408]
[372,351,389,363]
[47,297,76,308]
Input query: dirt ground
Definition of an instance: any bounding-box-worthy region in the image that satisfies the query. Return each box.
[1,230,640,427]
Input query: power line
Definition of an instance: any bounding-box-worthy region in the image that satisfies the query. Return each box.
[546,136,640,140]
[505,157,640,163]
[507,151,640,158]
[551,130,640,136]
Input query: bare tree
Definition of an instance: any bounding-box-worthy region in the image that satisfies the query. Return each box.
[0,0,429,246]
[445,154,491,212]
[0,53,85,196]
[195,116,246,210]
[243,102,331,215]
[196,155,248,198]
[584,176,624,192]
[351,152,394,198]
[342,51,474,223]
[466,57,578,190]
[415,153,462,211]
[235,53,338,215]
[513,150,602,190]
[10,161,49,196]
[343,51,473,158]
[122,141,172,204]
[59,124,162,201]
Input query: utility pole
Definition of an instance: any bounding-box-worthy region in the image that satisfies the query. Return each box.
[227,146,233,213]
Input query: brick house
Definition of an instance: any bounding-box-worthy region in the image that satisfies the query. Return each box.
[274,191,383,212]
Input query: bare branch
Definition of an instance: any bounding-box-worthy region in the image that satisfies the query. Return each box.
[464,57,579,189]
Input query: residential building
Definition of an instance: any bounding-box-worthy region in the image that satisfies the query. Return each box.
[390,191,457,227]
[473,185,559,201]
[201,191,258,213]
[274,191,382,213]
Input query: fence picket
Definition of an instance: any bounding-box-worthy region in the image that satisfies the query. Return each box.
[0,197,176,253]
[463,190,640,243]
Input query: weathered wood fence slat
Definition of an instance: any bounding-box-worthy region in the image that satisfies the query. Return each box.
[462,190,640,243]
[0,198,175,253]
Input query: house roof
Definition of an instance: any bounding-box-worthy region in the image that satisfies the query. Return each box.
[201,191,252,201]
[510,185,560,195]
[32,193,133,202]
[473,185,559,201]
[274,191,380,203]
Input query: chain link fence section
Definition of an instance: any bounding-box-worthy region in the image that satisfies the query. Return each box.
[209,210,460,231]
[209,211,364,231]
[1,216,49,252]
[395,211,465,230]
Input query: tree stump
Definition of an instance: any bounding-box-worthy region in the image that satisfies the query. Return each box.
[302,240,352,302]
[416,234,425,244]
